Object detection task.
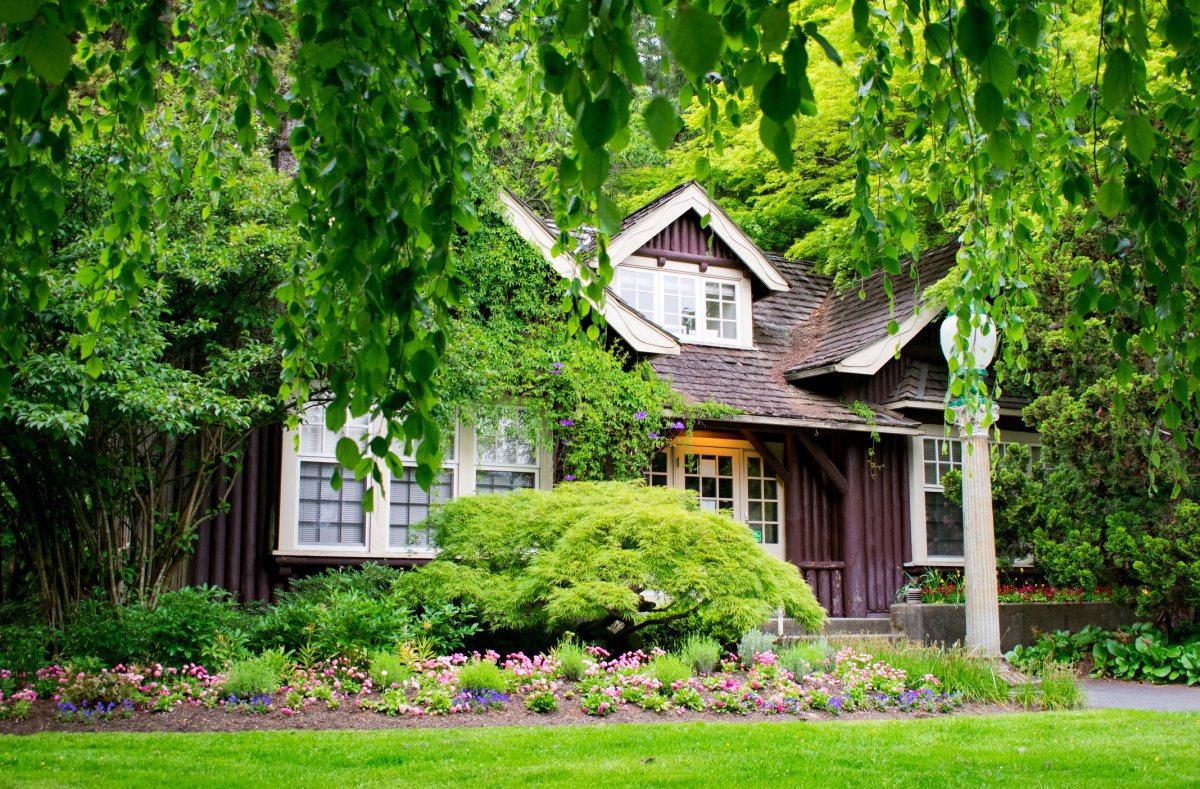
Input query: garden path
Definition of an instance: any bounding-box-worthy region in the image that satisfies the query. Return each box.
[1083,679,1200,712]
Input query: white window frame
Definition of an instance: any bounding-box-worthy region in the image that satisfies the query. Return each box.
[907,427,1041,566]
[616,257,753,348]
[473,409,543,495]
[650,438,786,560]
[278,405,551,560]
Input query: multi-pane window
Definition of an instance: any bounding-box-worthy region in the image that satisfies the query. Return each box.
[923,438,964,556]
[618,269,656,320]
[662,276,698,337]
[296,407,371,548]
[684,453,735,513]
[476,411,539,494]
[745,455,780,545]
[645,451,670,487]
[616,267,742,344]
[389,467,454,549]
[704,281,738,340]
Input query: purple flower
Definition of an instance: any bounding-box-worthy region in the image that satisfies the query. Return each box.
[559,418,574,427]
[563,474,577,481]
[648,432,660,439]
[549,362,564,375]
[633,409,647,420]
[671,421,686,430]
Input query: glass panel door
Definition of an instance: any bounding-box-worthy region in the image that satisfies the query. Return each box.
[683,452,735,513]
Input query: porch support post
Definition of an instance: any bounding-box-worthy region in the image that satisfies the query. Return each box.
[784,435,803,565]
[955,404,1002,656]
[843,437,868,617]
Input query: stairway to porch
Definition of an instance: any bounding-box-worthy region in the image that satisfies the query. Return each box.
[760,615,904,643]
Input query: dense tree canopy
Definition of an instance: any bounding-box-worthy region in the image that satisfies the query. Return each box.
[2,0,1199,480]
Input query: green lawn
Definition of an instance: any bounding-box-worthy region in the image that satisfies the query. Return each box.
[1,710,1197,788]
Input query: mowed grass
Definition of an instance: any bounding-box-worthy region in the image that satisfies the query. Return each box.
[1,710,1198,788]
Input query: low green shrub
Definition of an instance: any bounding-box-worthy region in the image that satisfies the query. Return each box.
[59,587,250,666]
[553,640,590,681]
[223,656,282,699]
[737,629,776,664]
[0,623,57,675]
[457,660,508,693]
[679,634,722,675]
[1091,623,1200,684]
[778,640,833,678]
[1005,625,1105,673]
[249,565,478,658]
[649,654,691,688]
[404,482,825,647]
[368,651,414,690]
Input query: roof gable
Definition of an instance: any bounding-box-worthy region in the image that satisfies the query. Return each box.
[497,188,680,357]
[607,182,790,291]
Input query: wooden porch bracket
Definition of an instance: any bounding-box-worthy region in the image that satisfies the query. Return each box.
[740,430,788,481]
[795,432,849,495]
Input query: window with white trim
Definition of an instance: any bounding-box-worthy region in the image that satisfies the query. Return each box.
[296,408,372,548]
[617,267,744,344]
[389,430,458,550]
[645,451,670,487]
[476,411,539,494]
[923,438,964,557]
[704,281,738,340]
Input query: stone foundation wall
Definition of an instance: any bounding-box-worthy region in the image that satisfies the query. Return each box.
[889,602,1138,652]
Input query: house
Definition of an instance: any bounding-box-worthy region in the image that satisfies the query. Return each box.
[182,182,1036,619]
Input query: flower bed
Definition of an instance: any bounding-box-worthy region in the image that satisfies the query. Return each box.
[0,646,965,731]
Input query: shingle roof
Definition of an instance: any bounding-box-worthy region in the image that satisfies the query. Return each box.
[783,243,959,376]
[650,257,919,431]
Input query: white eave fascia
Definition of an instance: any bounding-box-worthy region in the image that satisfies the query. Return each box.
[691,412,922,436]
[606,182,790,292]
[786,300,944,381]
[497,189,680,357]
[884,399,1024,419]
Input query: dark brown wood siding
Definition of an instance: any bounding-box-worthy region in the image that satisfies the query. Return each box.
[784,429,911,617]
[635,211,736,262]
[186,424,282,602]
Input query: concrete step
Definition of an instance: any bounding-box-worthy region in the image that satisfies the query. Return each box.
[761,616,900,638]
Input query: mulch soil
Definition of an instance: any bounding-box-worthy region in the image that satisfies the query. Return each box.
[0,699,1016,735]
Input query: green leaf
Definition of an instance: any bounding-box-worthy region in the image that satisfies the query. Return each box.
[982,45,1015,97]
[955,3,996,64]
[23,24,74,83]
[759,6,790,53]
[643,97,681,151]
[1097,180,1126,218]
[0,0,40,24]
[758,115,794,171]
[974,83,1003,133]
[1063,89,1089,119]
[1123,113,1155,163]
[1013,9,1042,48]
[986,129,1014,170]
[805,24,843,66]
[579,98,617,149]
[1102,48,1134,112]
[335,436,361,470]
[597,193,621,235]
[669,6,724,79]
[759,71,800,123]
[10,78,40,120]
[1164,1,1195,51]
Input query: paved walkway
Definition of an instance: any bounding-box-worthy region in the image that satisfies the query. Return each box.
[1084,679,1200,712]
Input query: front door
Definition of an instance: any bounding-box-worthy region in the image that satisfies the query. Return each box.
[675,448,785,560]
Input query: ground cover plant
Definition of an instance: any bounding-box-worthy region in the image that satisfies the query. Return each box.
[0,710,1195,788]
[1008,623,1200,686]
[914,569,1117,606]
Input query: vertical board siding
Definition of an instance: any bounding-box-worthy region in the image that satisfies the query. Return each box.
[187,424,281,602]
[861,435,910,613]
[636,212,736,260]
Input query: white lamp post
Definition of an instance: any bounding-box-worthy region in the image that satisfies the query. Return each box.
[939,310,1002,656]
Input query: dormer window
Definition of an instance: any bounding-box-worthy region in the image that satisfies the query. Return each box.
[617,265,747,346]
